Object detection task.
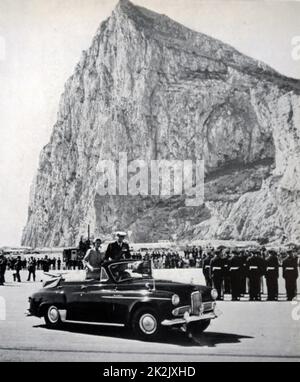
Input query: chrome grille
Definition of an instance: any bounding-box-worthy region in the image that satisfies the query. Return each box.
[191,291,202,315]
[203,301,214,312]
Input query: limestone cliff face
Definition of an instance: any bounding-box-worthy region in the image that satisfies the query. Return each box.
[22,0,300,247]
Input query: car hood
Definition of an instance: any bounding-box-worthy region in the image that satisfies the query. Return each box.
[153,279,212,302]
[120,278,212,303]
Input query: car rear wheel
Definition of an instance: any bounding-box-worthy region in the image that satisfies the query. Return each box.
[44,305,62,328]
[187,319,211,343]
[132,308,161,341]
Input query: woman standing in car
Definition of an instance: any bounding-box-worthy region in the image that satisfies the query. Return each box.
[83,238,105,280]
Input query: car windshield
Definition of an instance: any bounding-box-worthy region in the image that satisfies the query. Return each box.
[109,261,152,282]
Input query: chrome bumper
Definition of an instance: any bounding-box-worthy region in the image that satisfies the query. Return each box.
[161,309,222,327]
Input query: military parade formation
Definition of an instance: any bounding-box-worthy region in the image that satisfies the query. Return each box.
[202,247,299,301]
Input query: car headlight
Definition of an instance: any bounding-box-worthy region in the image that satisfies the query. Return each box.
[172,294,180,306]
[211,289,218,300]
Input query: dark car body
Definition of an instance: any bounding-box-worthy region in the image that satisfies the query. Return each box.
[27,260,220,339]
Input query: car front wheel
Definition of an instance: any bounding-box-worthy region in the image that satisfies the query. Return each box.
[132,308,161,341]
[44,305,62,328]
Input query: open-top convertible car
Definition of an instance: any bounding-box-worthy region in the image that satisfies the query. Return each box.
[27,260,221,340]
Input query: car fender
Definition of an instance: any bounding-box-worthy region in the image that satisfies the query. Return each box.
[37,292,67,317]
[127,294,173,325]
[127,301,160,325]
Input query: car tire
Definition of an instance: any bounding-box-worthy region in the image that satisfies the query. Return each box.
[131,307,161,341]
[44,305,62,328]
[187,319,211,343]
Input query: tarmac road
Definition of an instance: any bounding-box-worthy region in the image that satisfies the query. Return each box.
[0,271,300,362]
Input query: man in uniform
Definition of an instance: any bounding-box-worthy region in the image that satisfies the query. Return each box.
[246,250,265,301]
[105,232,131,261]
[27,256,37,282]
[223,249,231,295]
[258,249,267,296]
[0,252,7,285]
[228,250,242,301]
[210,249,224,300]
[14,256,22,282]
[83,238,105,280]
[202,251,213,287]
[282,249,299,301]
[239,250,248,296]
[42,256,50,273]
[265,250,279,301]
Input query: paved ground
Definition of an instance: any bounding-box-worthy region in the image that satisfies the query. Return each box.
[0,270,299,362]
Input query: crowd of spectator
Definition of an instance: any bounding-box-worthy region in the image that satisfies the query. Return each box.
[5,256,62,272]
[137,246,299,270]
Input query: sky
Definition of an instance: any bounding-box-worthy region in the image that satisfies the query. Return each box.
[0,0,299,247]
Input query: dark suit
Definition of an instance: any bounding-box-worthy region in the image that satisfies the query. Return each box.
[0,256,7,285]
[42,258,50,273]
[246,255,265,300]
[282,255,299,300]
[210,256,224,300]
[239,255,248,295]
[223,255,231,294]
[202,255,212,287]
[228,255,242,300]
[265,255,279,300]
[105,241,131,261]
[27,259,36,282]
[14,259,22,282]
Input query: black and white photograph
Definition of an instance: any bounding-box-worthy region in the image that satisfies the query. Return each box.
[0,0,300,365]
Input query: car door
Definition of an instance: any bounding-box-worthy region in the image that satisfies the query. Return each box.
[65,280,97,321]
[109,281,135,324]
[66,267,118,324]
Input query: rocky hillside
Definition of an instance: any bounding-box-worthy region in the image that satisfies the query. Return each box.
[22,0,300,247]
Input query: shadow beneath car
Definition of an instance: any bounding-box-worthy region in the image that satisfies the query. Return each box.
[33,323,253,347]
[188,331,253,347]
[162,329,253,347]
